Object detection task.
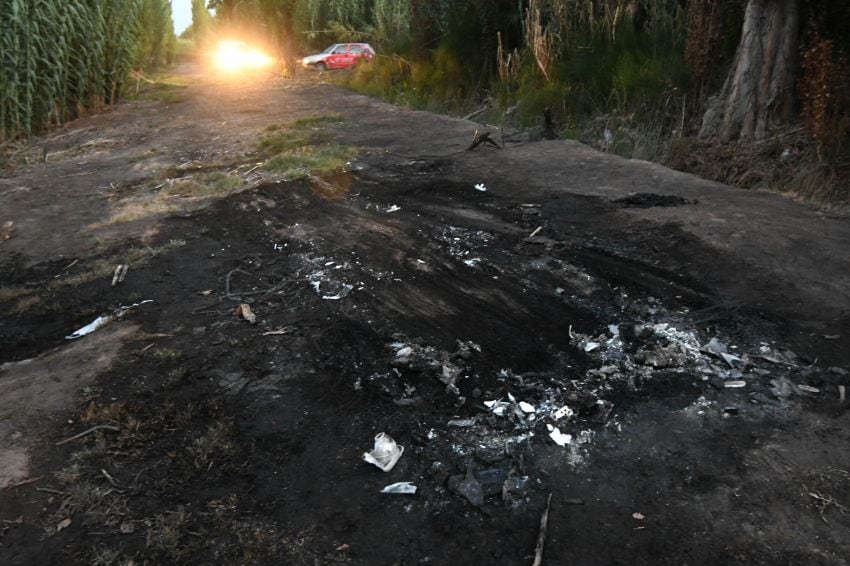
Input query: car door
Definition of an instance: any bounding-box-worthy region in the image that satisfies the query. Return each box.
[348,44,364,66]
[327,44,349,69]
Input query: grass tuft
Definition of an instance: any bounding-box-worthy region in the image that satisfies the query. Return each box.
[189,421,235,470]
[257,114,355,179]
[146,507,192,560]
[160,172,244,197]
[263,144,357,179]
[291,113,344,128]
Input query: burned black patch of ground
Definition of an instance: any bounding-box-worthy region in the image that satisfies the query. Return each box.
[3,167,847,565]
[613,192,691,208]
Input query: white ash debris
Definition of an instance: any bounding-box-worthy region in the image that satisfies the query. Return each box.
[569,316,809,408]
[389,338,481,398]
[435,225,494,263]
[529,257,597,296]
[571,320,749,383]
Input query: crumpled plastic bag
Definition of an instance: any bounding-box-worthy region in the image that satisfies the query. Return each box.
[362,432,404,472]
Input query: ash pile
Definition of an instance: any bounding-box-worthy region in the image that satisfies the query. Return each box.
[355,300,841,511]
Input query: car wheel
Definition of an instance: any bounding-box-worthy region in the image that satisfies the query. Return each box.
[316,62,327,71]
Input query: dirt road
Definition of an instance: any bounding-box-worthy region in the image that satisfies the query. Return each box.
[1,67,848,565]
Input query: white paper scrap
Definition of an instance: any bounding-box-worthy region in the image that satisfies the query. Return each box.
[380,482,417,495]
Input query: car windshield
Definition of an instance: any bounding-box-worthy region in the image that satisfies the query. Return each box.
[322,45,337,54]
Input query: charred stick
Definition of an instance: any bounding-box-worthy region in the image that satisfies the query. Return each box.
[532,493,553,566]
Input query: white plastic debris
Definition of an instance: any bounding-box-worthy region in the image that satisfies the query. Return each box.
[362,432,404,472]
[518,401,536,414]
[322,284,353,300]
[380,482,417,495]
[584,341,601,352]
[702,337,728,355]
[447,418,477,427]
[547,425,572,446]
[551,405,574,421]
[395,346,413,360]
[385,205,401,213]
[66,315,112,340]
[724,380,747,388]
[484,400,510,417]
[474,183,488,192]
[65,300,153,340]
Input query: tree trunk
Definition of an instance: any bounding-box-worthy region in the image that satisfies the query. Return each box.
[699,0,799,141]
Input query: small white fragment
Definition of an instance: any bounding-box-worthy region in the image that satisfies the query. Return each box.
[386,205,401,213]
[797,384,820,394]
[584,342,601,353]
[380,482,417,495]
[447,418,477,427]
[518,401,536,413]
[474,183,488,192]
[724,380,747,388]
[552,405,574,421]
[547,424,572,446]
[484,400,509,417]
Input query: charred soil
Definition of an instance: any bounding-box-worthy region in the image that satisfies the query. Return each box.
[1,67,849,565]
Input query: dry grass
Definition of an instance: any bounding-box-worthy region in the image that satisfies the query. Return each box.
[258,114,355,179]
[54,462,84,485]
[152,348,183,363]
[146,507,192,559]
[263,144,357,179]
[89,198,183,229]
[10,295,41,314]
[80,402,130,425]
[160,172,244,197]
[291,113,344,128]
[189,421,235,470]
[90,547,125,566]
[50,239,186,289]
[45,138,121,162]
[92,168,247,227]
[55,481,128,528]
[0,286,30,301]
[666,134,850,206]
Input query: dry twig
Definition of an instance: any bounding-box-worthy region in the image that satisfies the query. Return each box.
[56,425,120,446]
[3,476,43,490]
[532,493,553,566]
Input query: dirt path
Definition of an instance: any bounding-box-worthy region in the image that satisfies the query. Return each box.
[1,66,848,565]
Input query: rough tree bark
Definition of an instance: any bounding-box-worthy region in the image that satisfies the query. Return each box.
[699,0,799,141]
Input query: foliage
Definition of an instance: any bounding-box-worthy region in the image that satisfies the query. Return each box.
[189,0,214,46]
[798,1,850,157]
[0,0,176,141]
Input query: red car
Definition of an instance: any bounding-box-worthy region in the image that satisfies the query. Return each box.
[302,43,376,71]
